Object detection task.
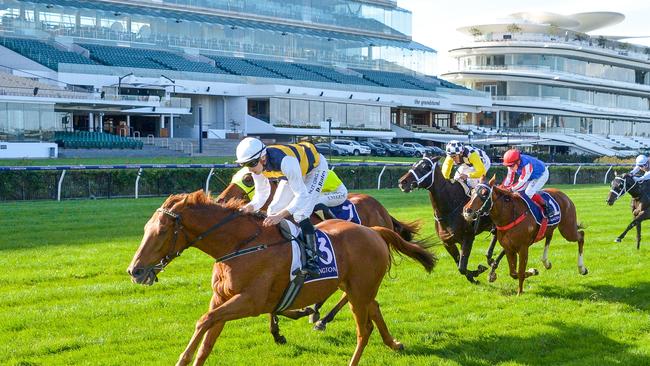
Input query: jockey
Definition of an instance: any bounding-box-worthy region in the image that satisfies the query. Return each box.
[630,154,650,182]
[230,167,348,216]
[237,137,328,277]
[502,149,552,218]
[441,140,491,189]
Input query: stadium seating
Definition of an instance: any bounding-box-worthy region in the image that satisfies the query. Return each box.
[0,36,95,71]
[80,43,222,73]
[54,131,143,149]
[204,55,283,78]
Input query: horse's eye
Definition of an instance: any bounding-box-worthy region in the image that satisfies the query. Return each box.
[504,196,511,202]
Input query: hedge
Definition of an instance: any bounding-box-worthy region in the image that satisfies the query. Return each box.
[0,165,630,201]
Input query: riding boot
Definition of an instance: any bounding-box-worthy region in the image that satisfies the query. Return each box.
[531,194,550,217]
[541,202,553,218]
[298,219,320,277]
[313,203,337,220]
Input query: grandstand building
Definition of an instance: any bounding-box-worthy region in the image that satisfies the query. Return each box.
[0,0,490,150]
[442,12,650,156]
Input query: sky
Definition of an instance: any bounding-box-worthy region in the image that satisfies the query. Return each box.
[398,0,650,75]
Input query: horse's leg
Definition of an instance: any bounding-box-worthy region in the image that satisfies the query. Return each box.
[636,219,643,250]
[488,249,505,283]
[443,241,461,265]
[486,233,498,265]
[557,217,589,275]
[309,302,323,323]
[516,247,538,295]
[368,300,403,351]
[506,250,518,280]
[193,322,225,366]
[347,301,372,366]
[314,293,348,331]
[191,296,225,366]
[616,218,642,243]
[269,314,286,345]
[177,294,254,366]
[459,238,487,284]
[540,233,553,270]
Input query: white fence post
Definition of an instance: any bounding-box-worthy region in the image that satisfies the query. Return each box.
[57,170,66,201]
[135,168,143,199]
[573,165,582,185]
[604,165,614,184]
[205,168,215,193]
[377,165,387,190]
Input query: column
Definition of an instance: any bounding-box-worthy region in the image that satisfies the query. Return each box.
[170,113,174,138]
[88,112,94,131]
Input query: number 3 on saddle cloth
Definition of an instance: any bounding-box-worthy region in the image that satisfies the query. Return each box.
[328,199,361,224]
[518,192,561,242]
[285,222,339,284]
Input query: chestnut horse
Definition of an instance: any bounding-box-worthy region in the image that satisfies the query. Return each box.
[127,190,436,366]
[607,173,650,249]
[398,155,497,283]
[462,177,588,294]
[216,172,421,334]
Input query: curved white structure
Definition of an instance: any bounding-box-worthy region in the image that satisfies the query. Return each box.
[444,11,650,155]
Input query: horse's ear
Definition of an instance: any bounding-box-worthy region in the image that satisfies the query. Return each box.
[614,171,619,177]
[488,174,496,186]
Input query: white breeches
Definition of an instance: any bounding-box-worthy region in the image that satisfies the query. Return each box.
[317,184,348,207]
[454,158,491,189]
[267,154,329,222]
[518,167,549,197]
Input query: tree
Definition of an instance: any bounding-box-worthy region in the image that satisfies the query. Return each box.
[469,27,483,37]
[507,23,522,34]
[229,119,241,133]
[597,36,607,48]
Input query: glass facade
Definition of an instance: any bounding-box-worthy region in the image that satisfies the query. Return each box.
[459,53,650,86]
[0,0,433,73]
[0,102,62,137]
[270,97,390,130]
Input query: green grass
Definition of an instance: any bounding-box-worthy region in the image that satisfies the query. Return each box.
[2,185,650,365]
[0,155,416,167]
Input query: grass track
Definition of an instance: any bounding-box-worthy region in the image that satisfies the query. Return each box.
[2,185,650,365]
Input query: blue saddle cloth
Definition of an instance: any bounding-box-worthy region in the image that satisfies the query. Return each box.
[305,230,339,283]
[519,191,561,226]
[329,199,361,224]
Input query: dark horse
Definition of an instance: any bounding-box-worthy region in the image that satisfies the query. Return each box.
[607,173,650,249]
[463,177,588,294]
[127,190,436,366]
[398,155,496,283]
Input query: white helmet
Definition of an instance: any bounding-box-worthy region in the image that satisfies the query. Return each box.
[235,137,266,164]
[636,154,648,167]
[445,140,464,156]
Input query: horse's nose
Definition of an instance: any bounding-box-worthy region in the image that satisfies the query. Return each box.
[128,267,144,277]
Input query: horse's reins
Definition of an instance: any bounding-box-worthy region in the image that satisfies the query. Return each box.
[472,183,527,231]
[610,176,637,201]
[154,208,286,269]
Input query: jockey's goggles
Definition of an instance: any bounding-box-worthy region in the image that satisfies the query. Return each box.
[240,158,260,168]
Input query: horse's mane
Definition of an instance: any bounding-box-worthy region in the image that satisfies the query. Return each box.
[162,190,249,213]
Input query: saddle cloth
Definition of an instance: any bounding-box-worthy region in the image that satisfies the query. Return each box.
[285,220,339,284]
[329,199,361,224]
[519,191,561,226]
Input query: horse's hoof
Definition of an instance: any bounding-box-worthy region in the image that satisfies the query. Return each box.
[486,257,495,266]
[274,335,287,345]
[488,272,497,283]
[313,321,326,331]
[309,312,320,324]
[580,267,589,276]
[392,340,405,351]
[542,260,552,270]
[614,238,622,243]
[528,268,539,276]
[477,264,488,274]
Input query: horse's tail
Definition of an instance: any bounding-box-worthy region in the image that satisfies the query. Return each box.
[389,216,421,241]
[372,226,437,273]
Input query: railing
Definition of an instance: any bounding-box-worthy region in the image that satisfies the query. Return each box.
[0,85,96,99]
[0,162,633,202]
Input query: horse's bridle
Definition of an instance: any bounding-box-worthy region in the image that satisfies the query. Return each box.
[151,208,258,272]
[610,176,636,201]
[472,183,494,217]
[408,157,437,190]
